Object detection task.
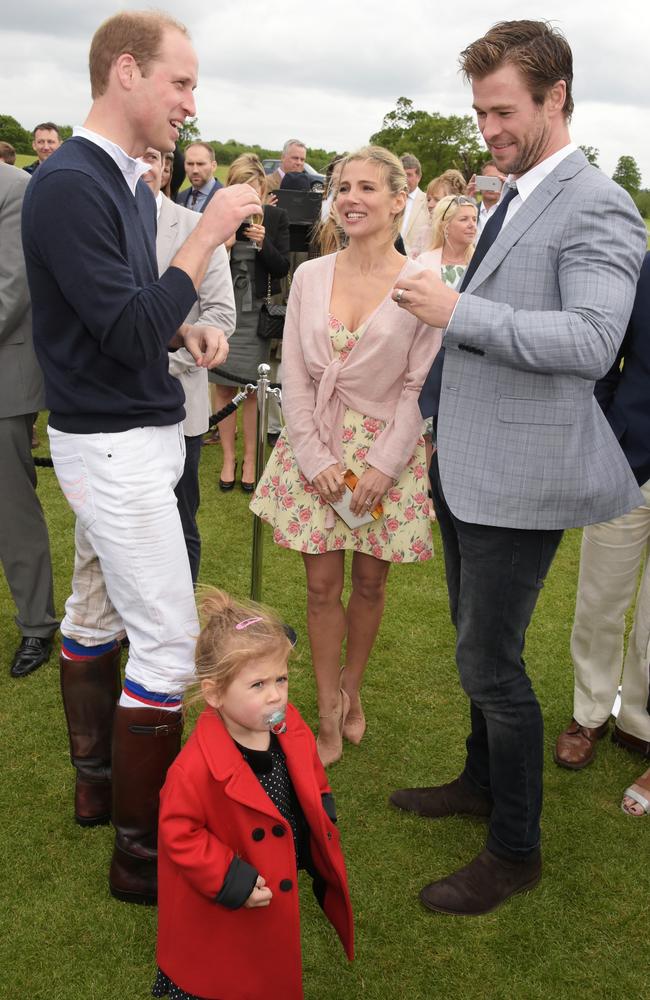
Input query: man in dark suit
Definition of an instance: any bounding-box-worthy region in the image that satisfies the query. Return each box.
[176,141,223,211]
[0,162,58,677]
[555,252,650,770]
[23,122,62,175]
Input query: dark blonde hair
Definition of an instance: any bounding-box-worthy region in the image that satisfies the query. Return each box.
[226,153,267,195]
[426,170,466,201]
[194,589,292,697]
[460,19,574,120]
[89,10,189,99]
[428,195,477,263]
[337,145,408,240]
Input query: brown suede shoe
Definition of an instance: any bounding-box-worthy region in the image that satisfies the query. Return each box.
[420,848,541,916]
[612,725,650,759]
[553,718,608,770]
[389,776,492,819]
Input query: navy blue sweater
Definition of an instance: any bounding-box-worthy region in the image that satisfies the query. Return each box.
[595,252,650,487]
[22,137,197,432]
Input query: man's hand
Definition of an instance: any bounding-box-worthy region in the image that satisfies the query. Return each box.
[244,875,273,909]
[393,270,459,329]
[312,464,345,504]
[183,325,229,369]
[349,468,393,516]
[200,184,262,247]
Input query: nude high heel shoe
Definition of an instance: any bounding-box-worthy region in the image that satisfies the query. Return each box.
[340,667,366,746]
[316,690,350,767]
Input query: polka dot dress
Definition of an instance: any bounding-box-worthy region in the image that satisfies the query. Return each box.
[152,735,306,999]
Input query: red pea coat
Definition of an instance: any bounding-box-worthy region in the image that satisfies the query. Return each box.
[156,703,354,1000]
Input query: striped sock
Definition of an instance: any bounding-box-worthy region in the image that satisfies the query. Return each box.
[61,637,119,660]
[120,678,182,712]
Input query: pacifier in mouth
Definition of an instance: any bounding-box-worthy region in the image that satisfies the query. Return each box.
[264,708,287,735]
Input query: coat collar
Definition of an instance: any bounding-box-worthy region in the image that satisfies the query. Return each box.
[195,704,309,817]
[465,148,588,294]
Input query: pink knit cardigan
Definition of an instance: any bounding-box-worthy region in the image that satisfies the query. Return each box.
[281,252,442,485]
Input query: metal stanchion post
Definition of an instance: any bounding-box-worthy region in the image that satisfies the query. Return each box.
[250,364,270,601]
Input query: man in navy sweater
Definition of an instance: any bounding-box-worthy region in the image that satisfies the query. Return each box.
[22,9,261,905]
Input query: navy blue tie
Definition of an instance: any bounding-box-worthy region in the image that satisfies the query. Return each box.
[458,182,518,291]
[418,183,518,419]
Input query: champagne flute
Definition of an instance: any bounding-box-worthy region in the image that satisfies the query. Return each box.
[245,211,264,250]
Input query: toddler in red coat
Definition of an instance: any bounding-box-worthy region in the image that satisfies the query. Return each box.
[153,589,354,1000]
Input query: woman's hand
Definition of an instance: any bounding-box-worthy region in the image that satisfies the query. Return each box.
[349,467,394,516]
[243,222,265,248]
[312,464,345,504]
[244,874,273,908]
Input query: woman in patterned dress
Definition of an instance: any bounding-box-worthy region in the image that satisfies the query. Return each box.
[250,147,441,766]
[417,194,478,289]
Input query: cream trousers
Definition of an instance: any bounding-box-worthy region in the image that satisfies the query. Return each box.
[571,478,650,740]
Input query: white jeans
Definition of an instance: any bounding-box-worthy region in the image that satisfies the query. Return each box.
[49,424,198,695]
[571,477,650,741]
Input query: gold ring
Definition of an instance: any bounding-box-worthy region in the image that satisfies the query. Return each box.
[396,288,404,303]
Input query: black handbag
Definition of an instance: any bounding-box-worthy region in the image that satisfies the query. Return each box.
[257,275,287,341]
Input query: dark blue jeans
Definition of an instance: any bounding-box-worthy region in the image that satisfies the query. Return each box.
[430,453,563,861]
[174,434,203,585]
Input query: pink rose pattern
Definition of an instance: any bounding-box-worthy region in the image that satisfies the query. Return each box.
[249,314,433,563]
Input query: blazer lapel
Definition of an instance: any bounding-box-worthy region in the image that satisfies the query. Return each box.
[156,197,180,270]
[466,149,589,293]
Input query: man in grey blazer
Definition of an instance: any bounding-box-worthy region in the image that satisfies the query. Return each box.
[142,148,236,582]
[0,162,58,677]
[390,20,647,915]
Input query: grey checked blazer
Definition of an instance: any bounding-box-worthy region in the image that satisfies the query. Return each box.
[157,196,236,437]
[437,149,647,530]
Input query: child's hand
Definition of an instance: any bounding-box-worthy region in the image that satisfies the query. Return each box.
[244,875,273,908]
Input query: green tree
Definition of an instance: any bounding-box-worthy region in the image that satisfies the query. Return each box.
[178,117,201,147]
[369,97,488,182]
[0,114,32,153]
[612,155,642,195]
[579,144,599,167]
[633,188,650,221]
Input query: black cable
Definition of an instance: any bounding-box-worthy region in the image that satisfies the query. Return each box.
[210,366,281,389]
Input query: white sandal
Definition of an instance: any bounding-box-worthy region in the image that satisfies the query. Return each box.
[621,772,650,816]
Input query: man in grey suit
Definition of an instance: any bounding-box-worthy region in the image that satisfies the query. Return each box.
[390,20,647,915]
[142,147,236,582]
[0,162,58,677]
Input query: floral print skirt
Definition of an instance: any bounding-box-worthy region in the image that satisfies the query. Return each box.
[250,406,433,563]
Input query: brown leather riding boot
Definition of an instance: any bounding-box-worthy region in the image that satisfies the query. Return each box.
[109,705,182,906]
[60,646,122,826]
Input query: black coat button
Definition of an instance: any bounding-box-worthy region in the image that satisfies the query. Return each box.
[252,828,265,841]
[327,831,332,840]
[279,879,293,892]
[272,824,285,837]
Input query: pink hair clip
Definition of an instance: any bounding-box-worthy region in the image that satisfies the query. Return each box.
[235,617,264,631]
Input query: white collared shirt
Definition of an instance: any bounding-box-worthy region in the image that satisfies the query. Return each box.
[72,126,151,196]
[476,200,498,236]
[155,191,163,220]
[401,187,420,236]
[502,142,577,228]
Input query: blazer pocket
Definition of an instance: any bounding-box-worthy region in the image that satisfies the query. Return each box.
[497,396,574,425]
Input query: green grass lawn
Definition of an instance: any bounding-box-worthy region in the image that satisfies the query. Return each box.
[1,414,646,1000]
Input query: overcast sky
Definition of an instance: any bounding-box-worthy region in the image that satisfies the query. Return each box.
[3,1,649,184]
